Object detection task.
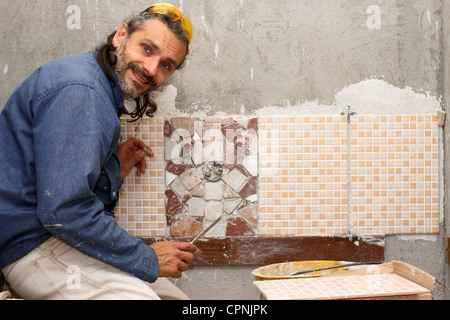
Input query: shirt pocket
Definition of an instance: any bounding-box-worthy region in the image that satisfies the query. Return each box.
[94,150,124,213]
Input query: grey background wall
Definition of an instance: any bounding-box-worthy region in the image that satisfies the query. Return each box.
[1,0,449,299]
[0,0,444,112]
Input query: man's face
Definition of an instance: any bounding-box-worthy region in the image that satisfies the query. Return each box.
[112,19,187,99]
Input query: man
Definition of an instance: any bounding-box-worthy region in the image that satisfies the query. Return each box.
[0,4,197,300]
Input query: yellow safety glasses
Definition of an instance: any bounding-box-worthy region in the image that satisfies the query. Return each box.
[142,3,193,43]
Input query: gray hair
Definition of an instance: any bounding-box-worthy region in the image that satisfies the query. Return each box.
[96,12,190,120]
[125,12,190,69]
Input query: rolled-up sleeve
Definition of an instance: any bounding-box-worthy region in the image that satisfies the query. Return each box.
[33,85,159,283]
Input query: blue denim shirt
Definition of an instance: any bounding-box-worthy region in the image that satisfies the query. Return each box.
[0,52,159,283]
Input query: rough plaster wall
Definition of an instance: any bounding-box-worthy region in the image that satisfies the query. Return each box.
[0,0,444,112]
[0,0,448,299]
[442,0,450,301]
[180,0,443,115]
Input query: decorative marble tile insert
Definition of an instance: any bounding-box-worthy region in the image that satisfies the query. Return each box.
[165,117,259,237]
[115,118,166,237]
[259,115,440,236]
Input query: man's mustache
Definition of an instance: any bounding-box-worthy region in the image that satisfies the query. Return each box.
[129,63,157,90]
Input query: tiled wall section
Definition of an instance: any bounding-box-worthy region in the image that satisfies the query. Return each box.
[351,115,439,234]
[259,115,439,236]
[260,116,347,235]
[115,114,440,238]
[116,118,166,237]
[259,116,349,235]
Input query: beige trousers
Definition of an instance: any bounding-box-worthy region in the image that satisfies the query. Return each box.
[1,237,189,300]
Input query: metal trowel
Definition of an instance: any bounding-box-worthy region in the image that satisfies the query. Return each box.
[190,214,222,244]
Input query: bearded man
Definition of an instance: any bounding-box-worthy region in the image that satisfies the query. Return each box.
[0,4,197,300]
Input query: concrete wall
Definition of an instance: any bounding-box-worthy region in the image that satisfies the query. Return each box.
[442,0,450,301]
[0,0,448,299]
[0,0,444,111]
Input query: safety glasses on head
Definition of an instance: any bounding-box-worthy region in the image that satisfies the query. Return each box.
[142,3,193,43]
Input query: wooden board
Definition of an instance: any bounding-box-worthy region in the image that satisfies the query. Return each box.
[142,235,385,266]
[254,273,432,300]
[447,236,450,265]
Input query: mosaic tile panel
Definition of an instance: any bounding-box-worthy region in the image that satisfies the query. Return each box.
[164,117,259,238]
[351,115,439,234]
[259,116,349,236]
[115,118,166,237]
[254,273,431,300]
[259,115,440,236]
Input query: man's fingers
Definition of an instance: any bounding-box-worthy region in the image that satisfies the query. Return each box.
[150,241,198,278]
[123,138,152,155]
[141,147,154,157]
[176,258,189,271]
[177,242,198,253]
[133,150,145,162]
[178,251,194,265]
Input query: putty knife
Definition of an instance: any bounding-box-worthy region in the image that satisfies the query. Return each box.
[190,215,222,244]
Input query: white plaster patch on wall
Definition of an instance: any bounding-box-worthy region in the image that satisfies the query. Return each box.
[3,65,7,74]
[427,10,432,26]
[358,236,385,247]
[334,80,441,114]
[149,80,441,120]
[214,42,220,61]
[237,19,245,31]
[397,235,438,242]
[252,100,336,116]
[151,85,216,118]
[252,79,441,117]
[201,16,209,33]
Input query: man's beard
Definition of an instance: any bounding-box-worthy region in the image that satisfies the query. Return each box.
[113,39,157,100]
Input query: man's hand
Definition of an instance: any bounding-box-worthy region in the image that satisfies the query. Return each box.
[150,241,198,278]
[117,137,153,179]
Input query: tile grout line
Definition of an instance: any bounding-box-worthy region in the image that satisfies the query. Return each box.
[341,106,356,238]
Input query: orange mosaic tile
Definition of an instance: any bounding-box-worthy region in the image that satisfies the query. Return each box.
[259,116,349,236]
[254,273,431,300]
[115,118,167,237]
[259,114,440,236]
[351,115,439,234]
